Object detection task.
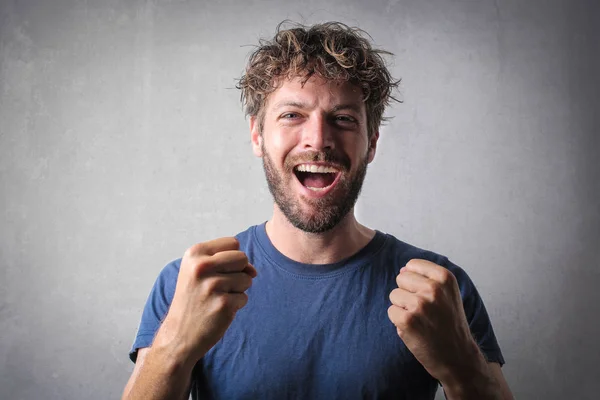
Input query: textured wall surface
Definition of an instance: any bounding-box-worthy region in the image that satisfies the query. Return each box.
[1,0,598,399]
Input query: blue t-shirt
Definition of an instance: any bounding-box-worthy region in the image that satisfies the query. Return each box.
[130,223,505,399]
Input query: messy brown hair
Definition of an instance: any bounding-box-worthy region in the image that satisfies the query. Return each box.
[236,21,401,137]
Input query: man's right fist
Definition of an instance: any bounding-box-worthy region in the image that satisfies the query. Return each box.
[153,237,257,364]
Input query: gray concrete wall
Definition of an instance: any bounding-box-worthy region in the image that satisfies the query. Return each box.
[1,0,598,399]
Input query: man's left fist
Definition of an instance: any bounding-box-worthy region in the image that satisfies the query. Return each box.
[387,259,478,382]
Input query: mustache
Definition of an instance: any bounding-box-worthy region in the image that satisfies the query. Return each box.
[285,150,351,171]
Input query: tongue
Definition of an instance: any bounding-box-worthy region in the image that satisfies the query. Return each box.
[301,172,336,188]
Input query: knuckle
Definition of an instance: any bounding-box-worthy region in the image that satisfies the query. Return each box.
[449,271,458,285]
[395,273,403,287]
[238,251,249,264]
[226,237,240,249]
[425,282,439,298]
[413,298,425,313]
[400,310,415,326]
[429,290,440,303]
[394,312,410,327]
[388,304,414,328]
[213,293,247,313]
[387,305,401,324]
[192,258,213,276]
[213,293,230,311]
[388,288,399,304]
[439,269,453,284]
[184,243,205,258]
[387,305,396,320]
[183,247,195,259]
[202,276,221,293]
[439,274,448,285]
[432,284,445,301]
[421,281,433,293]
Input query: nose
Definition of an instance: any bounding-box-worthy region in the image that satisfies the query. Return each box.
[301,114,335,150]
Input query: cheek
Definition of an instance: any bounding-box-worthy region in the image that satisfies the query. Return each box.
[270,135,287,153]
[266,130,298,165]
[343,140,369,169]
[271,127,298,149]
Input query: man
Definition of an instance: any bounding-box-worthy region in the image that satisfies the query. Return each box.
[122,22,513,400]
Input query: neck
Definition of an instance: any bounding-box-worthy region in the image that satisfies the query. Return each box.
[265,205,376,264]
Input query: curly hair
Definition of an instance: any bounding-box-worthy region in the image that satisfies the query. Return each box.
[236,21,401,137]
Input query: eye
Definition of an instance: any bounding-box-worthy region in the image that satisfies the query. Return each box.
[332,115,359,127]
[335,115,356,122]
[281,112,300,119]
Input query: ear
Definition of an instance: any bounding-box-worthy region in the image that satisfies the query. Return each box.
[367,130,379,163]
[250,115,263,157]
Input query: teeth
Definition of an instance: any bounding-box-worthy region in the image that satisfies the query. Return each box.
[295,164,339,173]
[306,186,327,191]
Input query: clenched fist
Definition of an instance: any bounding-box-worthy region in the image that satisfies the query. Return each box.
[387,259,478,383]
[153,237,257,365]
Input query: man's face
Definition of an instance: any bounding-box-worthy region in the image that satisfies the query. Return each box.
[251,76,378,233]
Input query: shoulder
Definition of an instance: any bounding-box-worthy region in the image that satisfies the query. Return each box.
[381,232,497,331]
[379,232,473,288]
[234,224,259,249]
[154,257,182,287]
[380,232,449,269]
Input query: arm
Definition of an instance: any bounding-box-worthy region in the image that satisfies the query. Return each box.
[486,362,514,399]
[122,237,257,400]
[440,357,514,400]
[122,345,193,400]
[388,259,513,400]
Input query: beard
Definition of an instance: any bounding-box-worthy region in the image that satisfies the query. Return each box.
[261,142,369,234]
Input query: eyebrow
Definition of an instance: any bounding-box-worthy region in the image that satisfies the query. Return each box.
[273,100,309,110]
[330,103,363,114]
[273,101,363,115]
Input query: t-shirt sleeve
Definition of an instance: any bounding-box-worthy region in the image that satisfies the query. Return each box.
[129,259,181,363]
[443,257,506,366]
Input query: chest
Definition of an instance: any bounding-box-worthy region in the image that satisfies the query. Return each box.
[197,266,438,399]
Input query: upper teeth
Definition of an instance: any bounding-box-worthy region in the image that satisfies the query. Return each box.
[295,164,338,173]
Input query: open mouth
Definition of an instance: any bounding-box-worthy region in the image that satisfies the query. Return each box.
[293,163,341,192]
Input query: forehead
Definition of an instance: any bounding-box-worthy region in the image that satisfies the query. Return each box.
[265,76,365,113]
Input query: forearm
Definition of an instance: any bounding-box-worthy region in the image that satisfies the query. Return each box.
[439,343,506,400]
[441,365,502,400]
[122,337,196,400]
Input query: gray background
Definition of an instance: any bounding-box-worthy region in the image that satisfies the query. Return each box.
[1,0,598,399]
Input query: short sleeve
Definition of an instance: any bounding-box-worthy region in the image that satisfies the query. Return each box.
[128,259,182,363]
[443,258,506,366]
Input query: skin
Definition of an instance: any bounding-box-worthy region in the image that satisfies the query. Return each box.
[389,260,514,399]
[122,75,513,400]
[250,75,379,264]
[122,238,257,400]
